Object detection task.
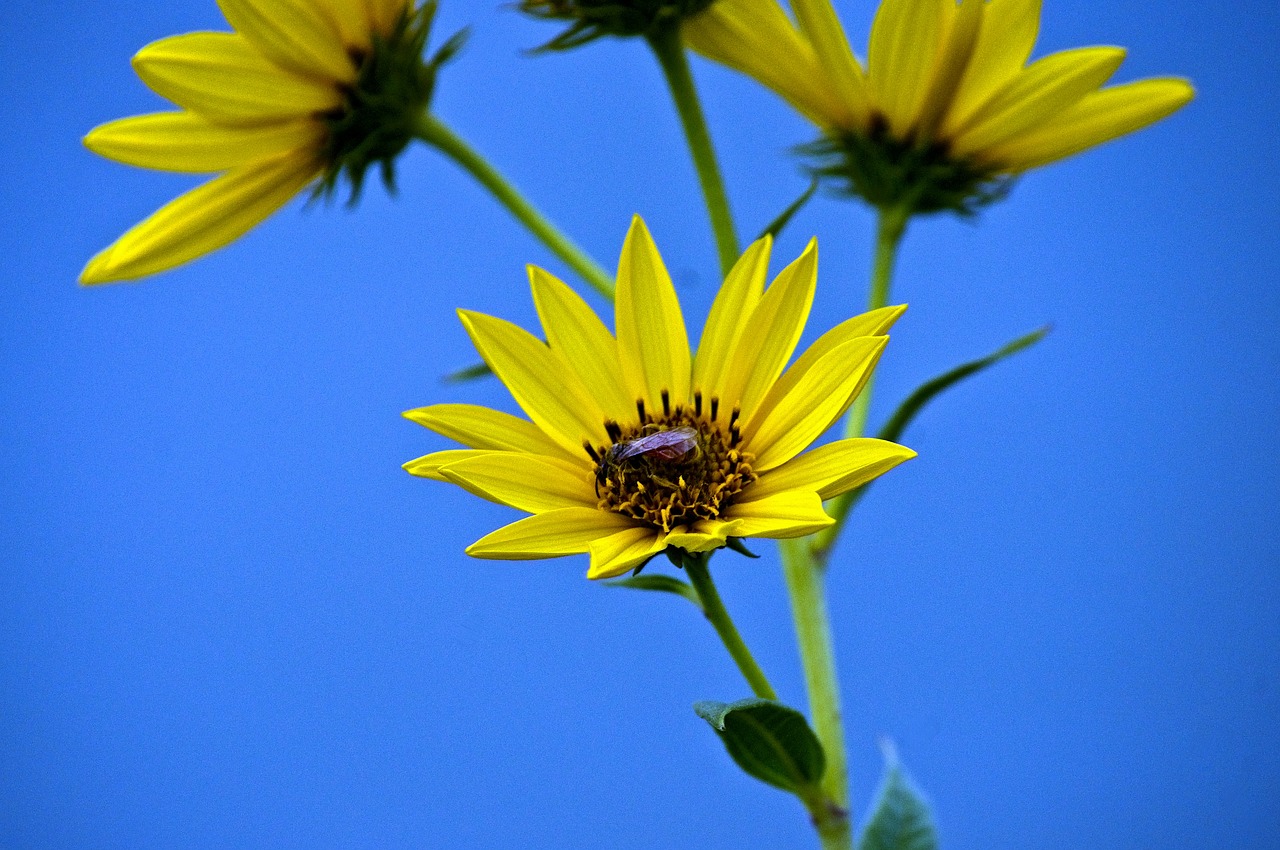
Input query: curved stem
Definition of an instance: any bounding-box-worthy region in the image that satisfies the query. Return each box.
[646,24,740,277]
[683,552,777,700]
[816,204,910,554]
[414,113,615,300]
[780,539,853,850]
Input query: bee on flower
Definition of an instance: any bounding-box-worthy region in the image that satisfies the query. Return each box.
[80,0,462,284]
[404,217,916,579]
[684,0,1194,215]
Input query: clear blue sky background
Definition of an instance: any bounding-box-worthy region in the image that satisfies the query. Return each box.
[3,1,1277,848]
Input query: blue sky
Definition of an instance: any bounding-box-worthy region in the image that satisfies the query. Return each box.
[2,1,1278,848]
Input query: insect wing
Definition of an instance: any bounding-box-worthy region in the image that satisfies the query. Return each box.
[614,426,698,462]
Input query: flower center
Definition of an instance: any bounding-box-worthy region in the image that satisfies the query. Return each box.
[586,390,757,533]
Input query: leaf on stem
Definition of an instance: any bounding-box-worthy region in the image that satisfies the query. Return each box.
[858,740,938,850]
[878,324,1050,444]
[756,178,820,242]
[694,698,825,797]
[605,574,703,610]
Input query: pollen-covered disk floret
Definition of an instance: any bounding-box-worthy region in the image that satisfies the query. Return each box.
[590,391,757,533]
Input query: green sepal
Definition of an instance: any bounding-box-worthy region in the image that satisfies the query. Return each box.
[694,698,826,800]
[605,574,702,610]
[755,178,819,242]
[315,1,466,204]
[442,360,493,383]
[858,743,938,850]
[520,0,717,51]
[725,537,759,559]
[802,125,1012,218]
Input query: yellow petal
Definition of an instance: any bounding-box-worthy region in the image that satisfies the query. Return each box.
[440,453,597,513]
[745,336,887,472]
[529,266,633,425]
[726,238,819,423]
[83,111,323,173]
[913,0,984,138]
[743,437,916,502]
[984,77,1195,171]
[217,0,357,82]
[402,448,491,480]
[692,236,770,405]
[457,311,609,453]
[132,32,341,124]
[790,0,872,125]
[664,521,740,553]
[943,0,1042,135]
[314,0,376,51]
[867,0,947,136]
[951,46,1126,157]
[401,403,582,463]
[467,507,640,560]
[80,151,319,285]
[614,216,691,413]
[586,527,667,579]
[755,304,906,425]
[721,490,834,538]
[684,0,848,128]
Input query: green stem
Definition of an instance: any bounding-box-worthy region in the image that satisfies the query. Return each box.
[683,552,776,701]
[646,24,740,277]
[780,539,853,850]
[815,204,910,555]
[414,113,615,300]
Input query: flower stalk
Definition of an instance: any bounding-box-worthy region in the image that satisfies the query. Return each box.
[413,113,615,299]
[683,551,777,701]
[646,22,740,277]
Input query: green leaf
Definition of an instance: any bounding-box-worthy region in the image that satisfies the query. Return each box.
[878,325,1049,445]
[858,742,938,850]
[694,698,825,797]
[442,360,492,383]
[756,178,820,242]
[605,574,703,610]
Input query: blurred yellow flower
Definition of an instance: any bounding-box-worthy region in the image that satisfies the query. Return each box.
[686,0,1194,212]
[81,0,455,284]
[404,216,915,579]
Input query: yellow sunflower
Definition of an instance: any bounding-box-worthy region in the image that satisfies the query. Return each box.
[403,217,916,579]
[81,0,454,284]
[685,0,1194,212]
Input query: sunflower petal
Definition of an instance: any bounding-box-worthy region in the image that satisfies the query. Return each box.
[402,403,580,462]
[723,239,818,422]
[790,0,872,125]
[615,216,691,411]
[944,0,1042,134]
[684,0,847,127]
[80,151,319,284]
[722,490,834,538]
[366,0,408,36]
[914,0,984,137]
[664,520,740,553]
[402,448,491,480]
[217,0,356,82]
[467,508,641,560]
[440,453,596,513]
[755,305,906,425]
[693,236,770,405]
[529,265,633,424]
[132,32,341,124]
[458,311,609,454]
[745,336,888,472]
[83,111,323,173]
[952,46,1126,156]
[586,527,668,579]
[984,77,1195,171]
[743,438,916,502]
[313,0,376,50]
[867,0,947,135]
